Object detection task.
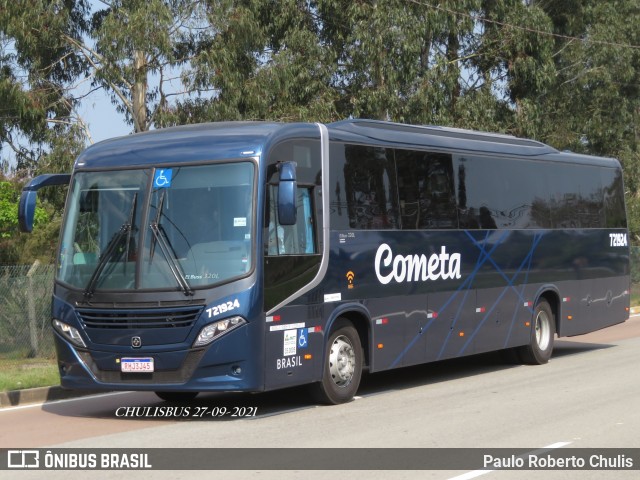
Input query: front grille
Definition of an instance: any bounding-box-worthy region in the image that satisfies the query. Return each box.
[76,350,205,384]
[77,306,203,329]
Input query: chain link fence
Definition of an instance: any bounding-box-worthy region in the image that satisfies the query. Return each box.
[0,263,56,367]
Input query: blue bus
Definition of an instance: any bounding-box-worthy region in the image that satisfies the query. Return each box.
[19,120,630,404]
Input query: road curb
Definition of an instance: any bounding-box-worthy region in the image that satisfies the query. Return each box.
[0,386,106,408]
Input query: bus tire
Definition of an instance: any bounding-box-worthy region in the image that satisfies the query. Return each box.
[517,299,555,365]
[310,319,363,405]
[155,391,199,402]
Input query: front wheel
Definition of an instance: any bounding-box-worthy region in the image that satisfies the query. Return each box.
[310,319,363,405]
[517,299,555,365]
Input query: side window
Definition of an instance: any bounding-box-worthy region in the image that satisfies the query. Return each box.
[455,155,549,229]
[329,144,400,230]
[602,167,627,228]
[395,149,457,229]
[547,164,604,228]
[265,185,317,256]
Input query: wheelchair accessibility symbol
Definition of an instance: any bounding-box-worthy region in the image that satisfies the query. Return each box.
[154,168,173,188]
[297,328,308,349]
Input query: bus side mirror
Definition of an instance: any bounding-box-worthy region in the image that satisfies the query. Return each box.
[18,174,71,233]
[277,162,297,226]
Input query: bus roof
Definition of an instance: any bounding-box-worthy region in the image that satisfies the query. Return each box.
[74,122,288,169]
[74,119,620,170]
[327,119,620,167]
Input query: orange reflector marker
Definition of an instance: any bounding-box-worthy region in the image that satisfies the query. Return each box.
[304,354,312,360]
[567,315,573,320]
[525,321,530,327]
[377,343,384,349]
[458,331,465,337]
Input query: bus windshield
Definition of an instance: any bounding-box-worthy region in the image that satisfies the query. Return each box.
[57,162,255,292]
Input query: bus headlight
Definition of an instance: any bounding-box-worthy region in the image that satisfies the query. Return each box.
[52,319,87,348]
[193,316,246,347]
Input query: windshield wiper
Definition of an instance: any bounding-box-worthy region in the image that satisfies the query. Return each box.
[84,193,138,298]
[148,190,165,263]
[149,221,194,296]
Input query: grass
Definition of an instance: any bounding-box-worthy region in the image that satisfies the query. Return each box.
[0,358,59,392]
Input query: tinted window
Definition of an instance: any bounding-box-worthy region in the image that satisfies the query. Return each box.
[331,145,619,231]
[395,150,457,229]
[329,144,400,230]
[602,167,627,228]
[456,155,553,229]
[454,155,610,229]
[546,163,603,228]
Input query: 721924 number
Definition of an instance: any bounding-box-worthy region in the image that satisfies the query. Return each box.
[206,299,240,318]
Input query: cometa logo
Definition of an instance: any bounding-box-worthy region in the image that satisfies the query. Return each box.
[374,243,462,285]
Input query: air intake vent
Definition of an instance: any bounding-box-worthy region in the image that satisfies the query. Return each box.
[77,306,203,329]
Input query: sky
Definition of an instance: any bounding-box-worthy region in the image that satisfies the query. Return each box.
[79,87,131,145]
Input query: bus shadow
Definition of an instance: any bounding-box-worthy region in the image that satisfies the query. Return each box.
[359,340,615,397]
[552,339,615,358]
[357,351,515,398]
[40,341,615,421]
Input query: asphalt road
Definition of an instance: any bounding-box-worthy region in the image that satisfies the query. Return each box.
[2,315,639,480]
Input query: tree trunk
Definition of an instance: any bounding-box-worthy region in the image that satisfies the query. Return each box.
[132,50,148,132]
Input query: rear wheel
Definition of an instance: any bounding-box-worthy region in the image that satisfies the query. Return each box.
[310,319,363,404]
[155,391,199,402]
[517,299,555,365]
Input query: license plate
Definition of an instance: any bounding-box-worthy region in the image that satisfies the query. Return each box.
[121,357,154,373]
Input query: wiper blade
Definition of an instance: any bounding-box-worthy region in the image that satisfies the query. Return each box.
[124,193,138,275]
[84,193,138,299]
[148,190,165,263]
[149,221,194,296]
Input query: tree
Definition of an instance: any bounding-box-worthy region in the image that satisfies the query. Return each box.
[179,0,337,123]
[75,0,208,132]
[0,0,89,176]
[531,0,640,239]
[2,0,640,253]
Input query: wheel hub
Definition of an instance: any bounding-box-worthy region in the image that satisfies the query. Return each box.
[328,335,355,387]
[535,310,550,351]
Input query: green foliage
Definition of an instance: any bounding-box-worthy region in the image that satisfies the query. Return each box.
[90,0,206,132]
[0,181,18,239]
[0,179,52,263]
[2,0,640,263]
[0,0,89,173]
